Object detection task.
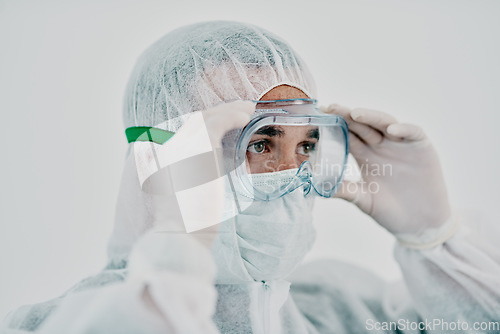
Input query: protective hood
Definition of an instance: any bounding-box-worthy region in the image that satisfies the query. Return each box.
[107,21,317,279]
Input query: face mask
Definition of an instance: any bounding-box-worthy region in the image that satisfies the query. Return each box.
[249,168,299,195]
[219,168,316,282]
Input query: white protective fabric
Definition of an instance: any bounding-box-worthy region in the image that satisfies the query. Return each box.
[2,21,500,334]
[133,101,255,233]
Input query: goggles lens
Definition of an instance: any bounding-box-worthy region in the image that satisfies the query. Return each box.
[231,100,349,201]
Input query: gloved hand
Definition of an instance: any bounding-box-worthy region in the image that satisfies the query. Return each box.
[134,101,255,248]
[322,104,453,243]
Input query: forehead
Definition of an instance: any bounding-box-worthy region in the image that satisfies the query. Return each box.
[259,84,310,101]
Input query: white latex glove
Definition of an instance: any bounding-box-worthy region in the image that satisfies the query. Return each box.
[135,101,255,248]
[322,104,454,244]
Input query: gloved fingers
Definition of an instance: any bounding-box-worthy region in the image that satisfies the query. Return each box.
[334,180,373,214]
[203,101,255,147]
[324,104,384,145]
[322,103,349,115]
[205,100,255,130]
[350,108,398,131]
[350,108,402,141]
[387,123,426,141]
[348,132,367,156]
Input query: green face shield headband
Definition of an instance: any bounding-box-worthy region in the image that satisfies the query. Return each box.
[125,126,175,145]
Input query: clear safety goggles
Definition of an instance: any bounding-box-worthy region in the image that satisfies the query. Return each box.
[228,99,349,201]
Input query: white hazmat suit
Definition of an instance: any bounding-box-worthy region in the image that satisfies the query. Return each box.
[2,21,500,334]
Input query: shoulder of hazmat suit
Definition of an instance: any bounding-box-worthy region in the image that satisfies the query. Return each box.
[2,21,500,334]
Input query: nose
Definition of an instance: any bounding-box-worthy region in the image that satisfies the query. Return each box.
[275,151,300,171]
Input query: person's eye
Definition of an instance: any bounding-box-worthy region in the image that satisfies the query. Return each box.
[247,141,268,154]
[297,142,316,155]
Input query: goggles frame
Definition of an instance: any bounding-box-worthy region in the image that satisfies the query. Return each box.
[233,99,349,201]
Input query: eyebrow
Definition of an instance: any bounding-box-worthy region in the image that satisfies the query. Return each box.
[254,125,284,137]
[307,128,320,140]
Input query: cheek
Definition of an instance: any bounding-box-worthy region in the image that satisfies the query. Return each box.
[246,153,276,173]
[296,155,309,165]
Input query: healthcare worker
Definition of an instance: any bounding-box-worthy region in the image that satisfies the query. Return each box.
[2,21,500,334]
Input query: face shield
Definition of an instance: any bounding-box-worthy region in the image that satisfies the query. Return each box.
[126,99,348,232]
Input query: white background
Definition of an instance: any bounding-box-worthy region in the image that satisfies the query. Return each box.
[1,0,499,321]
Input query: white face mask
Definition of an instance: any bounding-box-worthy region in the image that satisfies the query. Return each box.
[214,170,316,282]
[236,190,316,281]
[249,168,299,195]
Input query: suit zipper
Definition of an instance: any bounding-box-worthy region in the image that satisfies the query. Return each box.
[261,281,270,333]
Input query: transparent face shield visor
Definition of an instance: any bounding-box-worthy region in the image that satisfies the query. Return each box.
[230,99,349,201]
[127,98,349,233]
